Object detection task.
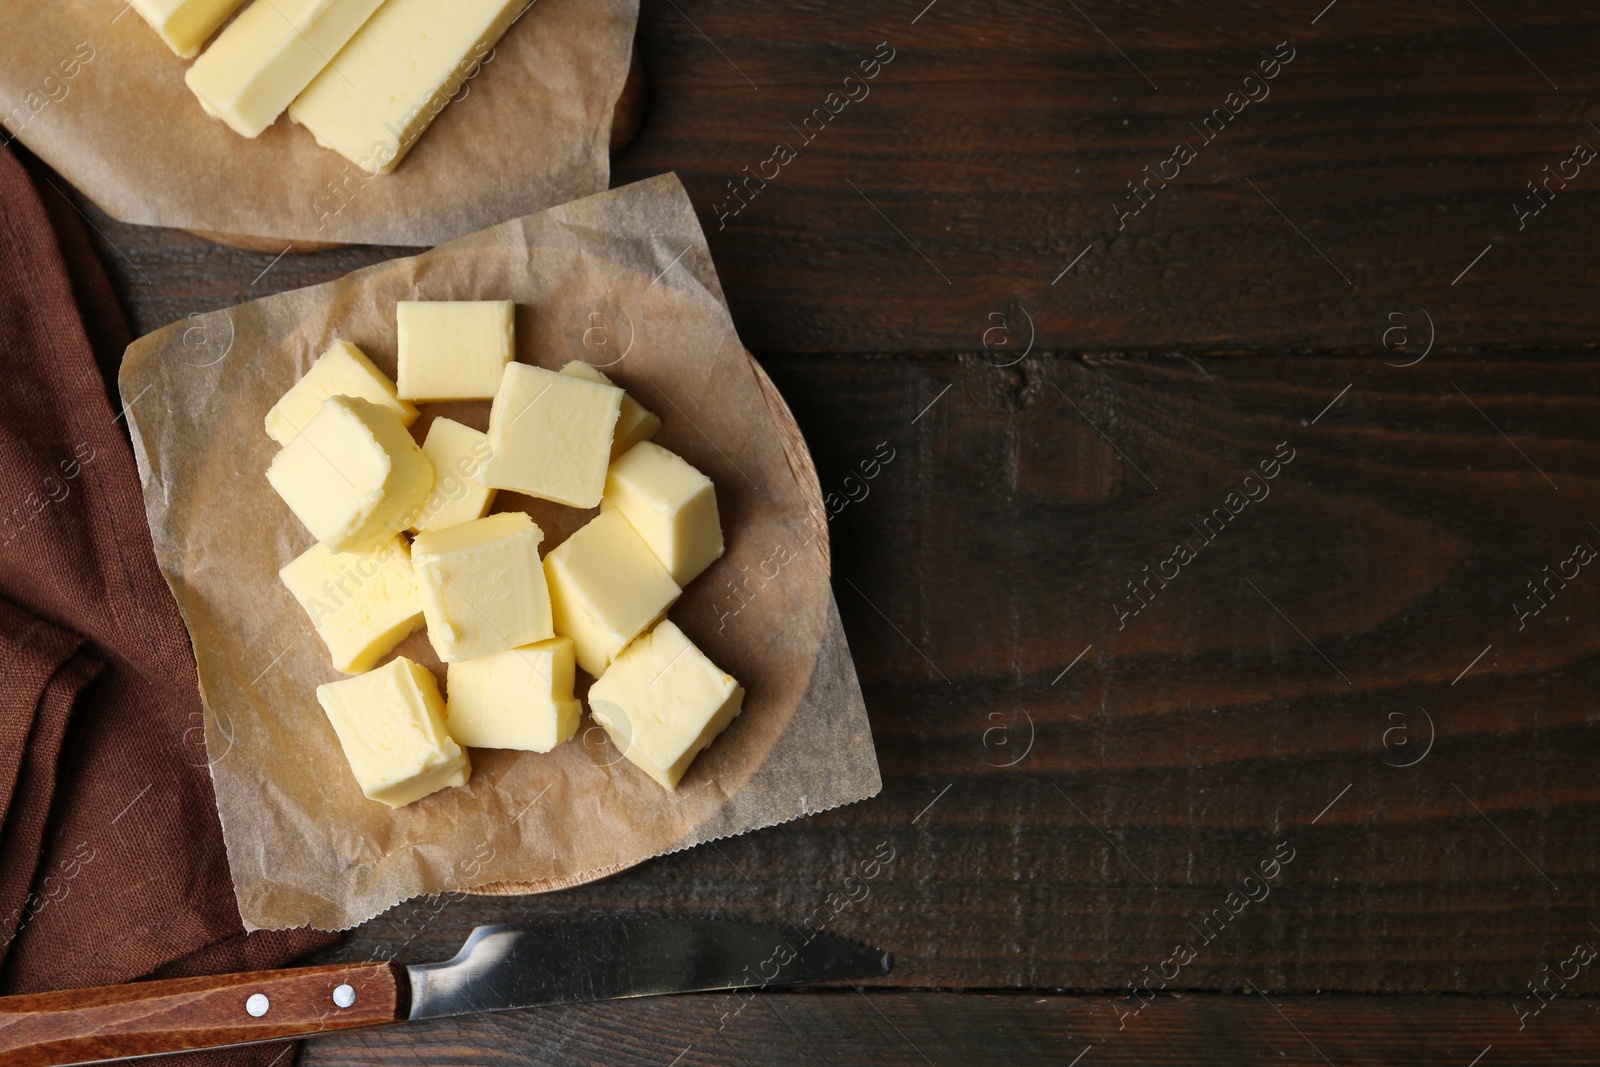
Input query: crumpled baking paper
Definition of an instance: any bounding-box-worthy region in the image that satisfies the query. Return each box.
[120,173,881,930]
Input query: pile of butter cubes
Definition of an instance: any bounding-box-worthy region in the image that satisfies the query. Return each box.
[265,299,743,808]
[130,0,526,174]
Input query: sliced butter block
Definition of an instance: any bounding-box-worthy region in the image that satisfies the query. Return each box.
[560,361,661,459]
[288,0,528,174]
[481,363,622,508]
[316,657,469,807]
[265,339,417,446]
[266,394,434,553]
[396,300,514,401]
[446,637,580,752]
[588,620,744,790]
[280,535,423,674]
[184,0,387,138]
[603,442,724,587]
[412,512,553,663]
[411,418,496,533]
[544,509,680,678]
[130,0,248,58]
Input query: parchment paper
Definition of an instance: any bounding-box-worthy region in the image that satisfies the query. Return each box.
[119,173,881,931]
[1,0,638,246]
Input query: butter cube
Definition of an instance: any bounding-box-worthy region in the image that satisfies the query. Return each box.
[265,340,417,446]
[266,395,434,553]
[288,0,529,174]
[316,657,470,807]
[411,418,496,533]
[396,301,515,401]
[185,0,387,138]
[130,0,247,58]
[603,442,724,586]
[412,512,553,663]
[280,535,423,674]
[544,510,680,678]
[588,621,744,790]
[445,637,580,752]
[481,364,622,508]
[560,361,661,459]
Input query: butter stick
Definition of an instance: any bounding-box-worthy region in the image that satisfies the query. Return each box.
[412,512,554,663]
[480,363,622,509]
[288,0,530,174]
[129,0,248,59]
[602,442,723,587]
[588,621,744,790]
[279,535,423,674]
[316,657,470,808]
[560,361,661,460]
[445,637,580,752]
[264,339,416,447]
[265,395,434,553]
[397,300,514,401]
[544,510,680,678]
[186,0,388,139]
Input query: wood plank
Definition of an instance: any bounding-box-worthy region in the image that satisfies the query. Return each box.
[623,0,1600,353]
[293,352,1600,995]
[299,991,1600,1066]
[44,1,1600,354]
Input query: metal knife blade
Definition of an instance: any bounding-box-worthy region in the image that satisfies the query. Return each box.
[407,919,892,1020]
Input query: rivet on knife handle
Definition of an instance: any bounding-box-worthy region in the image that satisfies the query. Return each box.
[0,961,404,1067]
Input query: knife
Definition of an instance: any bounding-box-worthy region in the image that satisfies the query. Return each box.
[0,918,892,1066]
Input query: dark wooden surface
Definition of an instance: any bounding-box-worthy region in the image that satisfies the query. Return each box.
[44,0,1600,1062]
[298,993,1600,1066]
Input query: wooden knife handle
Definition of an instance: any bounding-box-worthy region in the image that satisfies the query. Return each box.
[0,962,405,1066]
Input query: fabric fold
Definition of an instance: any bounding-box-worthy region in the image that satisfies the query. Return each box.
[0,143,336,1066]
[0,601,100,960]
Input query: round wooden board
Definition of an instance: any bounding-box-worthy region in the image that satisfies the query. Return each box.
[466,351,825,898]
[185,43,648,255]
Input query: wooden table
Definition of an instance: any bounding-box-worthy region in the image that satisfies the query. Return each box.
[58,0,1600,1062]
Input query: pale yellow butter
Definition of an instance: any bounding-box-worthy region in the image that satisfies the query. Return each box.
[264,339,417,446]
[445,637,580,752]
[412,512,554,663]
[603,442,724,586]
[588,621,744,790]
[560,361,661,460]
[481,363,622,508]
[280,534,423,674]
[396,300,515,401]
[185,0,387,138]
[265,394,434,553]
[316,656,469,807]
[411,418,496,533]
[544,509,680,678]
[129,0,247,59]
[288,0,529,174]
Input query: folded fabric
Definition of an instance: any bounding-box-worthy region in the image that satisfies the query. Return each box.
[0,143,335,1065]
[0,601,100,964]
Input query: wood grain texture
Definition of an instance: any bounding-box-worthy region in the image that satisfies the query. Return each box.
[60,0,1600,354]
[620,0,1600,354]
[290,352,1600,998]
[299,991,1600,1066]
[0,963,401,1066]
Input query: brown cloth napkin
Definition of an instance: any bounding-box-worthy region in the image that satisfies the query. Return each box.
[0,143,335,1063]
